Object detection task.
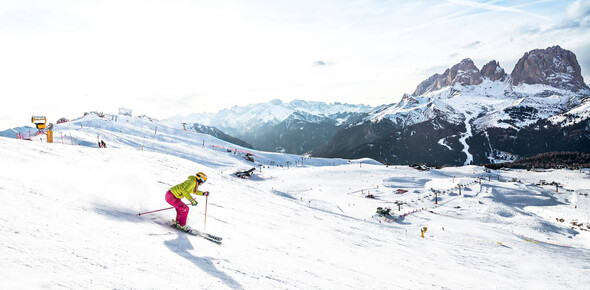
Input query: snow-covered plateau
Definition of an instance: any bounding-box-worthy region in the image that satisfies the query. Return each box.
[1,113,589,289]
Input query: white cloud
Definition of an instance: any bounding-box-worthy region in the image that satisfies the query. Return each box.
[559,0,590,28]
[444,0,550,20]
[565,0,590,22]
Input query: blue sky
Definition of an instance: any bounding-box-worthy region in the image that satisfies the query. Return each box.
[0,0,588,128]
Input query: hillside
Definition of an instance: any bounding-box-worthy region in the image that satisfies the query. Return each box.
[485,152,590,170]
[1,114,589,289]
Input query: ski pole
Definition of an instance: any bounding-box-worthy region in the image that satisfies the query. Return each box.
[137,203,190,216]
[204,195,208,232]
[137,206,175,216]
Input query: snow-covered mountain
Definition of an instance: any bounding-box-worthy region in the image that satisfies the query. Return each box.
[1,112,589,289]
[165,100,373,155]
[167,99,372,128]
[315,45,590,166]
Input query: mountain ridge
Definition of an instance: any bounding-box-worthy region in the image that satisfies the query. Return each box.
[315,45,590,165]
[160,45,589,165]
[164,100,373,155]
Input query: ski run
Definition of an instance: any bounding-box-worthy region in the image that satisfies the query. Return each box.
[1,113,589,289]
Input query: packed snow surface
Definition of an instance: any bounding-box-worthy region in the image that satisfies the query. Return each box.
[1,114,589,289]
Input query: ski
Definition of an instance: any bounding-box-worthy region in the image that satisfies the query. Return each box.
[202,234,223,244]
[191,229,223,244]
[171,221,222,244]
[203,233,222,241]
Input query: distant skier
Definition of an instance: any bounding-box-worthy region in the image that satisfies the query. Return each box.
[166,172,209,231]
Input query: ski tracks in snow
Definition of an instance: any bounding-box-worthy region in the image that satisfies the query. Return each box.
[459,112,475,165]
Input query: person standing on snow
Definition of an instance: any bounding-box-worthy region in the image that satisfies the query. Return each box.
[166,172,209,231]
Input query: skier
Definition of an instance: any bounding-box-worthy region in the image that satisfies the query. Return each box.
[166,172,209,231]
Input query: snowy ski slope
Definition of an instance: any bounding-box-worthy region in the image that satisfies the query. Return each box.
[1,113,589,289]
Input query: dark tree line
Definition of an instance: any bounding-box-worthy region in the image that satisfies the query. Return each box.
[485,152,590,170]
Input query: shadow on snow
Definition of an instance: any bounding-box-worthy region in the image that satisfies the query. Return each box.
[164,234,243,289]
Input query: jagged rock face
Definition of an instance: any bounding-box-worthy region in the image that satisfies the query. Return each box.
[413,59,483,95]
[511,45,589,91]
[449,58,484,86]
[412,74,440,97]
[481,60,507,81]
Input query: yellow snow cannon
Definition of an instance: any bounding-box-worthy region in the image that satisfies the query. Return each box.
[31,116,47,130]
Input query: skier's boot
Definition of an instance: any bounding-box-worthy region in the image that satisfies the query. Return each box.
[173,219,191,232]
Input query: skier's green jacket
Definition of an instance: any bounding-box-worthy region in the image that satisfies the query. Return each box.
[170,175,205,201]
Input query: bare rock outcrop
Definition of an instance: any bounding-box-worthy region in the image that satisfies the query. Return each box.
[481,60,507,81]
[413,59,484,96]
[510,45,588,92]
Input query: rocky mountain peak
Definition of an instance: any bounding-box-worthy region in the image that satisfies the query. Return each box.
[413,58,483,96]
[481,60,507,81]
[510,45,589,92]
[450,58,483,86]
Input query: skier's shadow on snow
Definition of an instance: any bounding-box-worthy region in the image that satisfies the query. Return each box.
[164,234,243,289]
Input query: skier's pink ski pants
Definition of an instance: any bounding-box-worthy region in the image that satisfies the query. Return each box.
[165,190,189,226]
